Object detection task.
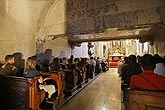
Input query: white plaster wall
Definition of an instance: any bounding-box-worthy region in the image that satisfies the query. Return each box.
[0,0,47,61]
[72,42,89,58]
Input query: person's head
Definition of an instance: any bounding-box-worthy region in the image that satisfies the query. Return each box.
[52,57,60,64]
[81,58,85,62]
[129,55,137,63]
[13,52,23,60]
[44,49,52,55]
[5,55,15,64]
[124,57,129,64]
[90,57,93,60]
[74,58,79,63]
[26,57,36,70]
[63,57,66,61]
[154,55,164,64]
[139,54,156,70]
[68,58,72,64]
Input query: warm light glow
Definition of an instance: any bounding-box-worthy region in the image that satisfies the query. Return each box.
[6,0,8,14]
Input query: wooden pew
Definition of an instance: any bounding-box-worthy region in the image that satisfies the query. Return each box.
[78,67,86,82]
[64,69,78,89]
[0,75,45,110]
[28,77,45,110]
[125,89,165,110]
[40,71,64,97]
[40,71,64,108]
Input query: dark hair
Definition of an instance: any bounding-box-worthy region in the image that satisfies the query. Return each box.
[124,57,129,64]
[44,49,52,55]
[13,52,23,60]
[140,54,156,70]
[50,57,61,72]
[154,55,164,64]
[5,55,14,62]
[129,55,136,63]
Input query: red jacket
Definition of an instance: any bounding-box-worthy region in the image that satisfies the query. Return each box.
[130,70,165,91]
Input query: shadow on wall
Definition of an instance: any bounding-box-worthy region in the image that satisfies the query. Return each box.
[58,51,66,58]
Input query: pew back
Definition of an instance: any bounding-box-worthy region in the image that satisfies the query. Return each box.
[40,71,64,108]
[0,75,44,110]
[126,89,165,110]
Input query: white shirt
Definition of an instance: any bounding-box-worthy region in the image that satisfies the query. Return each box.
[154,63,165,76]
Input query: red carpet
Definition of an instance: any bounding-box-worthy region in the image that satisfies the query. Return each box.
[109,60,119,68]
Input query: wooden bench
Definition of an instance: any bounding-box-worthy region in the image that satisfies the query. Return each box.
[64,69,78,89]
[125,89,165,110]
[0,75,45,110]
[40,71,64,108]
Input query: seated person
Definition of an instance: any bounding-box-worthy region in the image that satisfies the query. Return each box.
[130,54,165,91]
[122,55,142,86]
[24,57,56,103]
[49,57,62,73]
[23,57,40,78]
[13,52,25,77]
[154,55,165,76]
[0,55,18,76]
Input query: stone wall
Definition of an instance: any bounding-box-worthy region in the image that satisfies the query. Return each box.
[66,0,163,35]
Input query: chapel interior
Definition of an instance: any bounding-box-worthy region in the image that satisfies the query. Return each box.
[0,0,165,110]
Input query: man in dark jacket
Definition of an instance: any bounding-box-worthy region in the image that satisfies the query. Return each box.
[0,55,18,76]
[122,55,142,86]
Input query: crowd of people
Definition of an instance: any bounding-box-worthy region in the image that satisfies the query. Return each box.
[117,54,165,103]
[0,49,109,109]
[1,48,164,109]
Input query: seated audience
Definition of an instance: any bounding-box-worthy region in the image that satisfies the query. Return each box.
[119,57,129,77]
[95,57,102,75]
[24,57,56,103]
[31,55,41,71]
[60,57,67,69]
[13,52,25,76]
[85,59,93,83]
[0,55,18,76]
[77,58,86,70]
[89,57,96,74]
[49,57,62,73]
[118,58,123,77]
[130,54,165,91]
[41,59,50,72]
[122,55,142,86]
[23,57,40,78]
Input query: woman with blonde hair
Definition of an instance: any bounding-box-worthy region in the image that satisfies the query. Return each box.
[24,57,56,103]
[23,57,40,78]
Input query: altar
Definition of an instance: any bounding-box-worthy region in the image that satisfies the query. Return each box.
[108,40,126,61]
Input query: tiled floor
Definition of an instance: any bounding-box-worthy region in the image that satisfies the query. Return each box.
[60,68,122,110]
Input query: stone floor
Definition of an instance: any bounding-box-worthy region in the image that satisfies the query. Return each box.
[60,68,122,110]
